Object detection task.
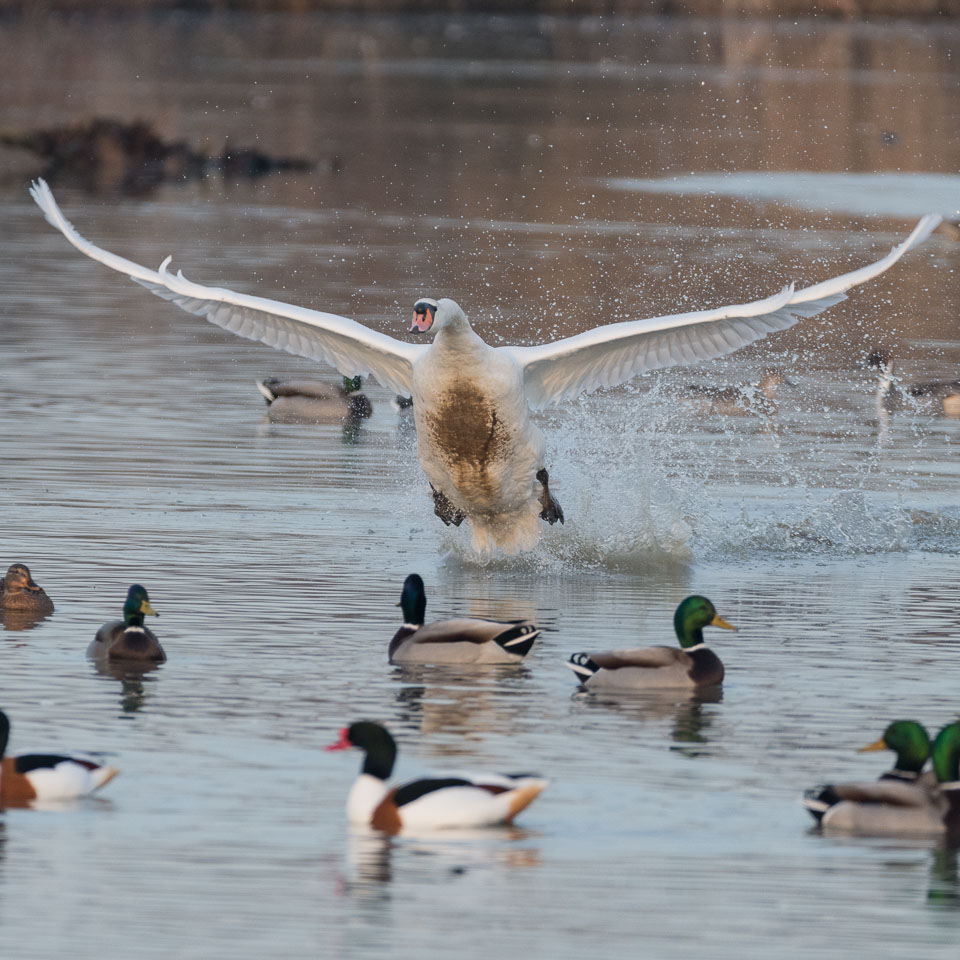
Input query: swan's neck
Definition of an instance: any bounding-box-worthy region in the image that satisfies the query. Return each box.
[434,314,485,354]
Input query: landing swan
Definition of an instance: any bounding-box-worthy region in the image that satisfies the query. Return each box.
[29,180,940,552]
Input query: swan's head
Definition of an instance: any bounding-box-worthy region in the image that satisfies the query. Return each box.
[410,297,465,335]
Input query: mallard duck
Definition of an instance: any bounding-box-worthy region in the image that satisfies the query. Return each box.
[388,574,539,665]
[30,180,939,552]
[325,720,547,833]
[0,563,54,616]
[256,375,372,423]
[868,351,960,416]
[0,709,118,803]
[88,584,164,663]
[682,369,784,417]
[801,720,960,836]
[932,722,960,834]
[566,595,736,690]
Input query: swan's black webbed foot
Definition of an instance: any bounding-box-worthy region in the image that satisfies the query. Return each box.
[431,485,466,526]
[536,468,564,524]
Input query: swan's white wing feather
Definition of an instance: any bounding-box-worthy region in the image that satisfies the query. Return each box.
[505,215,941,408]
[29,179,424,397]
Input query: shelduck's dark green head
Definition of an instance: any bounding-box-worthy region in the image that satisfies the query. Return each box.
[398,574,427,627]
[123,584,158,627]
[673,595,736,648]
[932,722,960,784]
[859,720,931,774]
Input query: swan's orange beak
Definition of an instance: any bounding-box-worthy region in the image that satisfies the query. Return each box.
[410,309,434,333]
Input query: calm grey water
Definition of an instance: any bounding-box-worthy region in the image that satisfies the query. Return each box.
[2,11,960,960]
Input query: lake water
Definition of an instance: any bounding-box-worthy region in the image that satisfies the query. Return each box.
[2,10,960,960]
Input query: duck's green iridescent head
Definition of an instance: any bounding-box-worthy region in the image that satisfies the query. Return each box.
[672,595,737,648]
[932,722,960,784]
[858,720,931,773]
[123,584,158,627]
[342,376,363,395]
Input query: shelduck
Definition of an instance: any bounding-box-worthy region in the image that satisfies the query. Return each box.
[0,709,118,804]
[326,721,548,833]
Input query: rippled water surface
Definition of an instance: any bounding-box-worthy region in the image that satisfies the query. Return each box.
[2,11,960,960]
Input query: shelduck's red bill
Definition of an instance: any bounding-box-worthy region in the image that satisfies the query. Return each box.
[325,727,353,751]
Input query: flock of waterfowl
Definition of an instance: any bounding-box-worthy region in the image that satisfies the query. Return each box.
[3,562,959,837]
[10,181,957,835]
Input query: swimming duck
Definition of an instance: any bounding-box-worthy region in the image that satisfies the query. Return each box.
[868,351,960,417]
[566,595,736,690]
[0,563,54,616]
[30,179,940,552]
[325,720,548,833]
[0,709,118,803]
[88,584,164,663]
[801,720,959,836]
[256,375,372,423]
[389,574,540,665]
[682,369,784,417]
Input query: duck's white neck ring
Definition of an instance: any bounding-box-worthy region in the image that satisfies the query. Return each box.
[402,623,421,631]
[684,643,708,652]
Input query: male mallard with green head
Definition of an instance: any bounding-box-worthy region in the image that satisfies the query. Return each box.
[566,595,736,690]
[88,584,165,662]
[802,720,960,836]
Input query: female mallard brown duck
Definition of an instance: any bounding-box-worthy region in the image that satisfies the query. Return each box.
[0,563,54,616]
[256,375,372,423]
[388,574,539,665]
[566,595,736,690]
[802,720,960,836]
[88,584,164,663]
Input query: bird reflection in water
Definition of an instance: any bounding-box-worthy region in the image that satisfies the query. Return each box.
[390,663,532,756]
[91,658,162,714]
[0,608,51,633]
[340,826,541,903]
[928,844,960,908]
[574,687,723,759]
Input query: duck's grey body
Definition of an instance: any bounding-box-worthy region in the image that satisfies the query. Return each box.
[389,619,539,665]
[570,644,724,690]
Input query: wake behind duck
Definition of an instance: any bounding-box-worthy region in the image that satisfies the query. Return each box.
[29,180,940,553]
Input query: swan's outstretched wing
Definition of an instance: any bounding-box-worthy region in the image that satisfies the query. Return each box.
[505,216,942,408]
[29,179,423,397]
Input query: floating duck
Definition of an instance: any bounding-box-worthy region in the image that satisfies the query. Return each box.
[30,180,940,552]
[566,595,736,690]
[803,720,933,825]
[0,709,118,803]
[681,369,784,417]
[0,563,54,616]
[325,721,548,833]
[88,584,165,663]
[256,375,372,423]
[389,573,539,665]
[868,351,960,417]
[801,720,960,836]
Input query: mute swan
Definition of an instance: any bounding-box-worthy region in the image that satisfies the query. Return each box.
[29,180,940,552]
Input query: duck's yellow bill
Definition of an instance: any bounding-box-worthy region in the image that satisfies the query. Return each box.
[710,614,737,631]
[858,738,888,753]
[141,600,159,617]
